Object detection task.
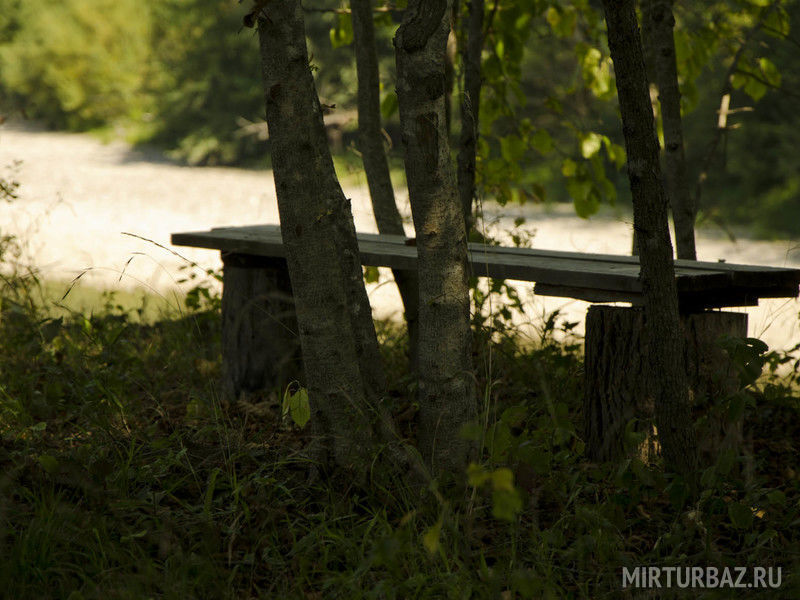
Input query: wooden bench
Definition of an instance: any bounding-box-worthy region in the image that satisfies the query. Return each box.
[172,224,800,459]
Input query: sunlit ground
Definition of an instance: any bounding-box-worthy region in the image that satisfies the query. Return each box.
[2,120,798,353]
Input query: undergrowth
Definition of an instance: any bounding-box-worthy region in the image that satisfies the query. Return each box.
[0,230,799,599]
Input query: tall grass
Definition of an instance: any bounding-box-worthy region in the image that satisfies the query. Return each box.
[0,224,799,598]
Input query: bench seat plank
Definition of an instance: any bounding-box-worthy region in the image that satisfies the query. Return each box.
[171,224,800,309]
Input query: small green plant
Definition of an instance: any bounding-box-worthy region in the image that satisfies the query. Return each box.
[176,264,222,312]
[282,384,310,429]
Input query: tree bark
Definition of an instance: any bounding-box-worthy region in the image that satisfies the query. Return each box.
[601,0,698,480]
[257,1,386,469]
[456,0,484,233]
[351,0,420,370]
[640,0,696,260]
[395,0,475,474]
[585,306,746,463]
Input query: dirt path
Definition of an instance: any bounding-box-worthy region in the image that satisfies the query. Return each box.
[2,121,799,353]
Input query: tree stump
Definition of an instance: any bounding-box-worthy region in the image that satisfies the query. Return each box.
[221,252,301,400]
[584,305,747,462]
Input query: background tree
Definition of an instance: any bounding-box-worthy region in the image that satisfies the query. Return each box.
[395,0,475,474]
[601,0,698,479]
[351,0,420,368]
[640,0,696,260]
[456,0,484,232]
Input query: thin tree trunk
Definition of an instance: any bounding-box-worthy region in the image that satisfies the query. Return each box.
[601,0,698,481]
[395,0,475,474]
[456,0,484,233]
[257,1,385,469]
[351,0,420,370]
[641,0,696,260]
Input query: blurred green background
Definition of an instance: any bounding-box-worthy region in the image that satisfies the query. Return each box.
[0,0,797,238]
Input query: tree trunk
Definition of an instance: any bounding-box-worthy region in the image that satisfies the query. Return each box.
[641,0,696,260]
[456,0,484,233]
[351,0,420,370]
[585,306,746,463]
[220,253,301,399]
[601,0,698,480]
[257,1,386,469]
[395,0,475,474]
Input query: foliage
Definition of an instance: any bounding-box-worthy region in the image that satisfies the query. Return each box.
[0,160,19,203]
[0,0,372,165]
[0,0,151,129]
[687,0,800,238]
[469,0,800,233]
[0,227,799,596]
[140,0,267,165]
[474,0,626,216]
[0,0,798,234]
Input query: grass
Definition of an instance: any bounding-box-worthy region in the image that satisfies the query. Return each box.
[1,235,799,599]
[38,279,184,323]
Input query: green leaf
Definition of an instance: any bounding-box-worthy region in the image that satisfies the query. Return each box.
[746,337,769,354]
[730,72,747,90]
[545,6,575,38]
[460,421,483,441]
[329,12,353,48]
[578,45,613,98]
[500,135,526,162]
[491,468,515,492]
[492,487,523,521]
[603,139,626,168]
[501,405,527,428]
[38,454,59,474]
[422,517,443,554]
[766,490,785,506]
[763,7,791,37]
[545,7,561,31]
[363,265,380,283]
[728,501,754,529]
[743,76,767,101]
[495,39,505,60]
[580,132,603,159]
[531,129,553,155]
[561,158,577,177]
[700,466,717,488]
[121,529,148,542]
[486,421,513,459]
[568,179,599,218]
[758,57,781,87]
[716,447,737,475]
[380,92,398,120]
[285,388,311,428]
[467,462,491,487]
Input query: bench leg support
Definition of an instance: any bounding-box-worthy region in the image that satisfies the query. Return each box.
[584,305,747,463]
[221,252,301,400]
